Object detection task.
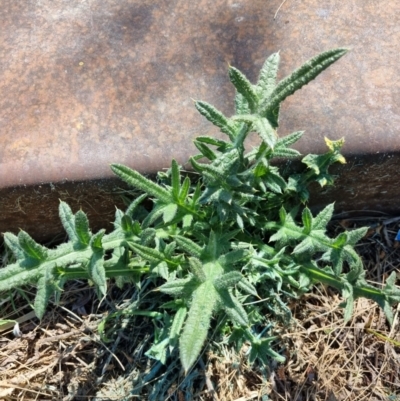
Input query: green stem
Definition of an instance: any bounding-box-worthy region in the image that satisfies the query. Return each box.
[299,263,387,303]
[57,265,150,281]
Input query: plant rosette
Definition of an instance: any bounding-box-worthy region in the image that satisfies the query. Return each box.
[1,48,399,374]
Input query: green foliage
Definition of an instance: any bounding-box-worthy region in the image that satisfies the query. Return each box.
[1,48,399,376]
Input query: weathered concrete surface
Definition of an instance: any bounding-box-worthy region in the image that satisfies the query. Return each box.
[0,0,399,240]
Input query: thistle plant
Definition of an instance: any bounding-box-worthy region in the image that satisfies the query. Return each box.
[1,48,399,374]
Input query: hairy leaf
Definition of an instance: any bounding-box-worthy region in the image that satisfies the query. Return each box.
[189,257,206,282]
[111,164,172,203]
[169,306,187,350]
[257,51,280,99]
[213,271,243,291]
[179,280,218,373]
[195,101,237,139]
[229,66,258,112]
[174,235,203,258]
[75,210,91,246]
[34,271,53,319]
[162,203,178,224]
[18,231,48,262]
[158,277,199,297]
[171,159,181,200]
[217,288,249,327]
[59,201,78,242]
[4,233,25,261]
[260,48,348,116]
[193,140,218,161]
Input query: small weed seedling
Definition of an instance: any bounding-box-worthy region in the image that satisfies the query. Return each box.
[1,48,399,375]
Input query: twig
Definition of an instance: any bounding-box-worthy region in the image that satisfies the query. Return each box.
[274,0,288,19]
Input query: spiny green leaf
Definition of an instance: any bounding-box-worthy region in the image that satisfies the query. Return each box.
[272,147,301,159]
[140,228,156,246]
[253,162,268,179]
[0,263,42,291]
[248,336,285,364]
[182,214,193,229]
[279,207,287,223]
[189,257,206,282]
[235,91,250,114]
[142,205,165,228]
[217,288,249,326]
[213,271,243,291]
[237,278,259,297]
[1,47,397,376]
[382,300,394,326]
[18,231,48,262]
[126,193,148,217]
[342,283,354,322]
[332,232,348,248]
[129,242,166,264]
[383,272,400,303]
[89,247,106,296]
[268,209,304,246]
[195,135,231,150]
[261,48,348,116]
[34,271,53,319]
[111,164,172,203]
[252,117,278,150]
[346,257,365,284]
[178,177,191,204]
[202,231,219,262]
[4,233,25,261]
[158,277,199,297]
[265,105,281,129]
[171,159,180,200]
[321,242,363,277]
[313,203,335,230]
[271,131,304,158]
[212,147,240,173]
[195,101,237,139]
[286,176,310,203]
[191,181,202,207]
[90,229,105,251]
[153,261,169,280]
[193,140,217,161]
[120,214,134,234]
[234,92,250,115]
[179,281,218,373]
[74,210,91,246]
[59,201,78,243]
[345,227,368,246]
[262,166,287,193]
[229,66,258,112]
[190,157,225,183]
[218,249,247,266]
[293,234,329,255]
[174,235,203,258]
[276,130,304,148]
[297,273,312,290]
[257,51,280,100]
[169,306,188,350]
[164,242,177,259]
[302,153,323,175]
[301,208,313,234]
[113,208,124,229]
[162,203,178,223]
